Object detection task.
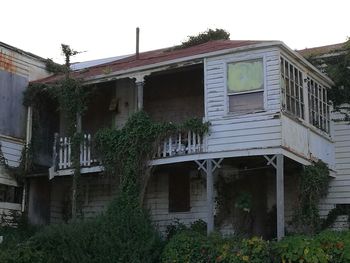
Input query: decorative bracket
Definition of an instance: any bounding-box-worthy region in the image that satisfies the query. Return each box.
[264,154,277,169]
[194,158,224,173]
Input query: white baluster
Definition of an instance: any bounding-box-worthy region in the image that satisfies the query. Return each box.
[198,134,201,152]
[163,141,166,157]
[187,131,191,153]
[87,134,91,166]
[67,137,71,167]
[177,132,181,154]
[63,137,68,169]
[192,132,196,153]
[80,139,83,166]
[59,137,63,169]
[169,137,172,156]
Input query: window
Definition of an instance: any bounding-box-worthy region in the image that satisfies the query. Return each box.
[0,184,22,204]
[280,57,305,119]
[227,59,264,113]
[169,173,190,212]
[307,77,330,133]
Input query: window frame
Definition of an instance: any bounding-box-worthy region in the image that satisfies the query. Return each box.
[307,76,330,133]
[225,56,267,115]
[280,56,305,120]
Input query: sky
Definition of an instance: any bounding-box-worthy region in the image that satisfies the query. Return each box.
[1,0,349,64]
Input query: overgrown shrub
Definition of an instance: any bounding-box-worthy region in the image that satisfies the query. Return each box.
[162,230,271,263]
[273,235,329,263]
[273,231,350,263]
[0,195,162,263]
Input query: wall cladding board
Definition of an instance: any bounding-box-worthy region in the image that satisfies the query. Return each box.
[320,117,350,216]
[205,48,282,153]
[145,172,207,234]
[0,70,28,139]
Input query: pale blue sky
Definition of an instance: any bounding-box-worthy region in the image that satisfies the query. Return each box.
[2,0,349,63]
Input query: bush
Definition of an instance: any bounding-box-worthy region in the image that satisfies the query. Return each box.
[273,235,328,263]
[315,230,350,263]
[161,230,209,262]
[0,195,162,263]
[161,230,271,263]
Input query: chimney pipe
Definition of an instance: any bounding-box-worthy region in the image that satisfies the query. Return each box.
[136,27,140,59]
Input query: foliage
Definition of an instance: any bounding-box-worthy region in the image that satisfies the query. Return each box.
[161,230,209,262]
[273,231,350,263]
[0,195,162,263]
[322,205,350,230]
[235,192,253,213]
[174,28,230,50]
[94,112,210,200]
[307,38,350,108]
[165,219,207,240]
[273,235,329,263]
[291,161,330,235]
[325,39,350,108]
[215,170,254,236]
[161,230,271,263]
[45,58,65,74]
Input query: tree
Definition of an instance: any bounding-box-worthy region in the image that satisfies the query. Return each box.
[177,28,230,49]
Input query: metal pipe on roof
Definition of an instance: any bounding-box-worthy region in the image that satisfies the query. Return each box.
[136,27,140,59]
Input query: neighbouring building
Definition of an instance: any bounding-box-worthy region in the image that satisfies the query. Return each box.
[0,42,49,224]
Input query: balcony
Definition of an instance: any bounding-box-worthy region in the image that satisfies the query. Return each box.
[49,130,205,179]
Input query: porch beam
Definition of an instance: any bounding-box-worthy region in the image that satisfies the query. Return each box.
[206,159,214,235]
[276,154,285,240]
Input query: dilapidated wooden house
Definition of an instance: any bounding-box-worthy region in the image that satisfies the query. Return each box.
[23,40,343,239]
[0,42,49,224]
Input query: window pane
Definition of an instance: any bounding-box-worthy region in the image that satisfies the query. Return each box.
[229,92,264,112]
[227,60,264,93]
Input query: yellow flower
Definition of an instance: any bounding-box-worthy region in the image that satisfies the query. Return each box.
[242,255,249,261]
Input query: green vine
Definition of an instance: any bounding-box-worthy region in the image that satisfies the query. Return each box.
[23,44,91,219]
[94,112,210,202]
[291,161,331,235]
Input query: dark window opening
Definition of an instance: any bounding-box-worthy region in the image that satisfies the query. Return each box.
[169,173,190,212]
[0,184,22,204]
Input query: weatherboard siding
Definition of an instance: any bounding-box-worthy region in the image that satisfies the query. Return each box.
[0,136,24,168]
[204,48,282,153]
[145,173,207,234]
[318,110,350,220]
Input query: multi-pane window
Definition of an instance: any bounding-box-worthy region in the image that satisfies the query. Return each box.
[307,77,330,133]
[280,57,304,119]
[227,59,264,113]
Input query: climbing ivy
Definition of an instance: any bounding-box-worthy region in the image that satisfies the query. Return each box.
[94,112,210,202]
[307,38,350,108]
[291,161,330,235]
[23,44,92,219]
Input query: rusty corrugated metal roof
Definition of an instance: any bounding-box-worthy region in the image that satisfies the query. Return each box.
[32,40,268,84]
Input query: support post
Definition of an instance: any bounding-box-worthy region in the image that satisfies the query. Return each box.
[276,154,285,240]
[206,159,214,234]
[136,81,144,110]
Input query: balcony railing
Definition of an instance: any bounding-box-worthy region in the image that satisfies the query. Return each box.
[51,130,205,175]
[52,133,100,171]
[154,131,204,158]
